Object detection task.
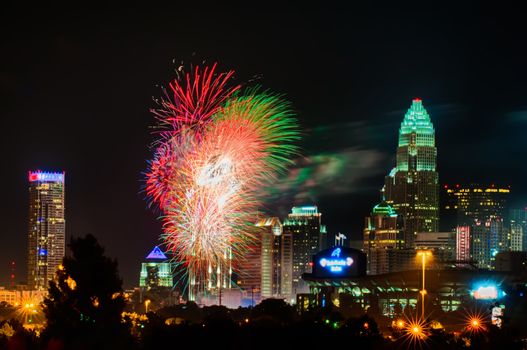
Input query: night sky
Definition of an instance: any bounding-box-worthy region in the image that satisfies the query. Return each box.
[2,4,527,288]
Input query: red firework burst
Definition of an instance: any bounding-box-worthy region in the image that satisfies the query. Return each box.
[151,63,240,136]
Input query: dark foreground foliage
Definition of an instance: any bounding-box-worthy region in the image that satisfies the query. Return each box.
[1,235,525,350]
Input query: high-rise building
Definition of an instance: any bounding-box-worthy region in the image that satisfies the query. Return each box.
[237,217,293,303]
[510,208,527,251]
[383,99,439,248]
[510,223,523,252]
[444,184,510,227]
[363,200,404,274]
[444,184,510,269]
[27,171,66,290]
[139,246,173,289]
[456,226,471,262]
[283,206,323,295]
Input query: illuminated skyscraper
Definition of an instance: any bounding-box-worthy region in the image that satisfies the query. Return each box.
[237,217,292,303]
[510,208,527,251]
[363,200,404,274]
[456,226,471,262]
[383,99,439,248]
[27,171,65,290]
[283,206,324,295]
[444,184,511,268]
[139,246,173,289]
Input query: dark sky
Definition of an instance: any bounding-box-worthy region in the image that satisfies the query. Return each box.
[2,4,527,288]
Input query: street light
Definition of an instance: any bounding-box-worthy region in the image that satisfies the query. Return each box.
[416,250,432,319]
[144,299,151,314]
[405,319,427,343]
[466,313,486,334]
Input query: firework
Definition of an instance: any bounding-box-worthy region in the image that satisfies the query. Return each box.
[145,64,299,298]
[151,63,240,137]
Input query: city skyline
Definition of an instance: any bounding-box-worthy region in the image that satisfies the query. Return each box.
[2,5,527,288]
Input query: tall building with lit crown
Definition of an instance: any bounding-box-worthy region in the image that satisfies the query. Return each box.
[444,184,511,269]
[283,206,323,295]
[27,171,65,290]
[140,246,173,289]
[363,200,404,274]
[237,217,293,303]
[383,99,439,248]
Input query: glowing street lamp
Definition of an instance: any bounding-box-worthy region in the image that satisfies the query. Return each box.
[395,319,405,329]
[144,299,151,314]
[466,313,486,334]
[416,250,432,318]
[404,319,427,344]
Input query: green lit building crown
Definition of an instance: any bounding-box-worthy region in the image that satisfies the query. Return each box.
[383,98,439,248]
[372,200,397,217]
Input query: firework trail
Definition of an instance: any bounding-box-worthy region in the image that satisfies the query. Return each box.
[145,64,299,298]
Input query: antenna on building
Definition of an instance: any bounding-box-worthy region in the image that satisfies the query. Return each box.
[10,261,15,288]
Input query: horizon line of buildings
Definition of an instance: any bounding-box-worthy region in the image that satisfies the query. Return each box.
[3,98,527,310]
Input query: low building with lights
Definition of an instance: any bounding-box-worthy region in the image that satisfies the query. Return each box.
[299,246,527,317]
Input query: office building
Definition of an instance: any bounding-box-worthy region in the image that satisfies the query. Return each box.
[456,226,471,262]
[383,99,439,248]
[139,246,173,289]
[238,217,292,303]
[415,231,456,262]
[27,171,66,290]
[510,208,527,251]
[444,184,510,227]
[510,224,523,252]
[363,200,404,274]
[283,206,324,295]
[444,184,510,269]
[257,217,293,299]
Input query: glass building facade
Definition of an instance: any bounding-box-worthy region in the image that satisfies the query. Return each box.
[363,200,404,274]
[444,184,511,269]
[283,206,324,296]
[27,171,65,290]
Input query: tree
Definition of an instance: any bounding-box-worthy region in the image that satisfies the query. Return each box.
[250,299,297,326]
[41,234,134,349]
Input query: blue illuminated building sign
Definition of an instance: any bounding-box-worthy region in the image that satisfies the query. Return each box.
[319,247,354,273]
[38,248,47,256]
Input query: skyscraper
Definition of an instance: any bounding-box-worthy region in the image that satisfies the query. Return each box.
[140,246,173,289]
[383,99,439,248]
[27,171,65,290]
[456,226,471,262]
[236,217,292,303]
[510,208,527,251]
[363,200,404,274]
[444,184,511,268]
[283,206,323,295]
